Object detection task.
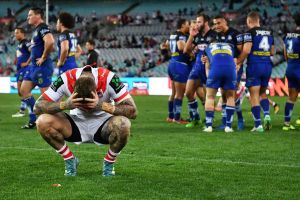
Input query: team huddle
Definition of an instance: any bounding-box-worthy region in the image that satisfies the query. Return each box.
[13,7,138,177]
[165,11,300,132]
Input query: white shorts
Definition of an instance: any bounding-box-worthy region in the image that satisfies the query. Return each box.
[64,112,113,145]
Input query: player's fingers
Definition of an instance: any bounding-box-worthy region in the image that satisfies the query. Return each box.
[91,91,97,98]
[72,97,84,102]
[84,98,95,102]
[71,92,78,98]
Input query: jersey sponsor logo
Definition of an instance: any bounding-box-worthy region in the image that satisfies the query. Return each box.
[179,36,186,41]
[253,51,271,56]
[210,43,233,55]
[237,34,243,43]
[50,76,64,91]
[40,28,50,36]
[287,53,299,59]
[211,49,232,55]
[244,33,252,41]
[109,74,125,93]
[59,34,67,41]
[197,44,208,51]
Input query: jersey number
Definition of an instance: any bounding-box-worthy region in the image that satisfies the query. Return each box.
[259,36,270,51]
[169,40,177,53]
[69,33,77,52]
[286,39,293,54]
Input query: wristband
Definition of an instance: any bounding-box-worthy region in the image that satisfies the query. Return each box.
[59,101,66,110]
[101,102,115,114]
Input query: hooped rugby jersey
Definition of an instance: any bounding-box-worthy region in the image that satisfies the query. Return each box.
[42,66,130,116]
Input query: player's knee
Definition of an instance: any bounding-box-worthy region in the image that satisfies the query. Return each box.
[36,114,56,135]
[111,116,131,139]
[185,90,194,100]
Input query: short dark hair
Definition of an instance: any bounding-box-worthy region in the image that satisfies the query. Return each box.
[87,39,95,46]
[247,11,260,22]
[30,7,44,18]
[293,13,300,26]
[213,14,225,20]
[74,74,96,101]
[177,18,188,29]
[58,12,75,29]
[197,14,210,23]
[15,27,25,34]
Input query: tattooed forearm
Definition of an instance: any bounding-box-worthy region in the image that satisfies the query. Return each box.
[113,98,138,119]
[33,96,62,115]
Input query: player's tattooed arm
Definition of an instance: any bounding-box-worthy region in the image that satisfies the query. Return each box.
[113,97,138,119]
[33,96,62,115]
[34,93,83,115]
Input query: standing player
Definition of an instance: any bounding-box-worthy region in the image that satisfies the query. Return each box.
[237,11,275,132]
[166,19,190,124]
[33,65,138,176]
[212,15,245,130]
[20,7,54,129]
[203,42,237,133]
[85,39,99,67]
[56,12,82,75]
[184,14,217,128]
[282,13,300,130]
[12,27,31,118]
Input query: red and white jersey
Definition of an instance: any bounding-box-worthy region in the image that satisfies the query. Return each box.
[42,66,130,117]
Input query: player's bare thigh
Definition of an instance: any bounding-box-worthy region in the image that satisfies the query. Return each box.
[36,113,72,138]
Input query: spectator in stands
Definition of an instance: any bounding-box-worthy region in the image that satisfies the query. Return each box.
[85,39,99,67]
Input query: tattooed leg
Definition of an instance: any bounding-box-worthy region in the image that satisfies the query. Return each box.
[101,116,131,153]
[36,113,72,150]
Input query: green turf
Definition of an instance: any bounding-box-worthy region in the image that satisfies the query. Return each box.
[0,94,299,199]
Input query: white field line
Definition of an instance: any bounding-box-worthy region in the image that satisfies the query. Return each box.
[0,146,299,169]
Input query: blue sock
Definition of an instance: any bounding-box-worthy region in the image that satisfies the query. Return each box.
[205,111,214,127]
[23,96,36,123]
[226,106,235,128]
[174,99,182,121]
[188,100,200,121]
[284,102,294,123]
[221,103,226,126]
[251,106,261,128]
[168,100,174,119]
[260,99,270,117]
[20,99,27,112]
[235,99,243,121]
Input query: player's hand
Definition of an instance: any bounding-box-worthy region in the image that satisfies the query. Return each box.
[81,91,103,111]
[64,92,84,110]
[36,57,46,66]
[20,62,29,68]
[201,55,208,64]
[189,26,198,37]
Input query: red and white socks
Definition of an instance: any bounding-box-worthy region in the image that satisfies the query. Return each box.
[104,149,119,163]
[56,143,74,160]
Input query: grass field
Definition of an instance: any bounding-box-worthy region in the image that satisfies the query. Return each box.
[0,94,299,199]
